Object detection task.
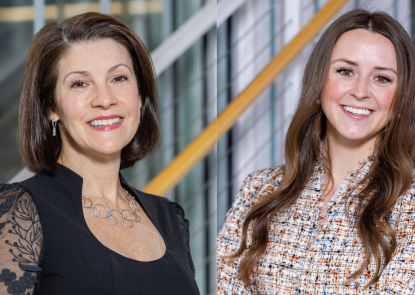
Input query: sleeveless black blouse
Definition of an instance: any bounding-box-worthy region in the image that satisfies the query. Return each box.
[0,164,199,295]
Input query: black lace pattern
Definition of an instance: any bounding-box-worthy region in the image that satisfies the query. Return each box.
[0,184,42,295]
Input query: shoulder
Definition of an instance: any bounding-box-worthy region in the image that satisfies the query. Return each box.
[0,183,30,215]
[235,166,285,208]
[219,166,284,233]
[0,183,43,294]
[127,186,188,230]
[395,171,415,205]
[395,172,415,205]
[217,167,284,263]
[0,182,40,224]
[389,172,415,226]
[243,166,285,189]
[0,182,26,197]
[127,186,187,222]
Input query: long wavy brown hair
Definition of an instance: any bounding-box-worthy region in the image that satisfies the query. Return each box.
[229,9,415,287]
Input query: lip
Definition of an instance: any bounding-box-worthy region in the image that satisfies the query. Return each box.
[89,114,123,122]
[87,119,123,131]
[340,104,374,120]
[342,104,374,111]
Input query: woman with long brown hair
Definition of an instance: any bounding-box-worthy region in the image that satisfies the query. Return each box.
[0,12,199,294]
[217,9,415,294]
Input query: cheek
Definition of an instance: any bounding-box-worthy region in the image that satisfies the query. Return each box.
[57,93,88,123]
[323,78,349,103]
[123,88,140,113]
[376,88,395,112]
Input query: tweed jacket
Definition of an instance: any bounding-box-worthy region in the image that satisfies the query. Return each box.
[217,157,415,294]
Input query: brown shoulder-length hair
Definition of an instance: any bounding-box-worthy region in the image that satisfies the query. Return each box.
[18,12,161,173]
[230,9,415,287]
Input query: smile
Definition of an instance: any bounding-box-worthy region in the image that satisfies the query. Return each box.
[342,105,372,116]
[88,117,122,127]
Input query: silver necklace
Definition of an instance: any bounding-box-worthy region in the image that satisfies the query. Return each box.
[82,189,141,228]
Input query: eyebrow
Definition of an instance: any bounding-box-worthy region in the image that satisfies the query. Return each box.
[331,59,397,75]
[63,70,88,83]
[109,63,133,74]
[373,66,398,75]
[62,63,133,83]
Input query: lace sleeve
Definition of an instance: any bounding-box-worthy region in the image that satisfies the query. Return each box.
[0,183,43,295]
[168,200,195,276]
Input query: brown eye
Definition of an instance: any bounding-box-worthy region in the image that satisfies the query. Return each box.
[339,69,352,76]
[375,75,391,84]
[113,75,127,83]
[71,80,86,89]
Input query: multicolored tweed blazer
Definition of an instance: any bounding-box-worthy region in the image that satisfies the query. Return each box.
[217,157,415,294]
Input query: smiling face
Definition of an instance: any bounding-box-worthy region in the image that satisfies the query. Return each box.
[322,29,398,146]
[50,38,141,162]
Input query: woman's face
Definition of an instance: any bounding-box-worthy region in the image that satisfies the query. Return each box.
[51,39,141,161]
[322,29,398,145]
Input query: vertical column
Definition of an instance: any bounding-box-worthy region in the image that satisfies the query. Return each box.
[33,0,45,35]
[100,0,111,15]
[393,0,398,19]
[397,0,411,33]
[231,0,256,197]
[217,20,231,227]
[160,0,175,201]
[282,0,301,140]
[270,0,276,166]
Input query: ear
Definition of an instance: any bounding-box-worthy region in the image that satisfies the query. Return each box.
[48,108,60,122]
[139,94,143,109]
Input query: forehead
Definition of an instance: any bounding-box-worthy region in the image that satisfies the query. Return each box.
[331,29,397,69]
[58,39,133,75]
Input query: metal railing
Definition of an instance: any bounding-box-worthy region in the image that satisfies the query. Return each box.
[143,0,349,196]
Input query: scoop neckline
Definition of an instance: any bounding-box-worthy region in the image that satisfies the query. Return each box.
[54,164,169,263]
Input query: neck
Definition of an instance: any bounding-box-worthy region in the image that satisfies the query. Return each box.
[324,128,376,189]
[58,149,124,206]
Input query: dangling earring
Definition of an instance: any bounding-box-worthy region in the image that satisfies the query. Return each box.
[316,99,321,104]
[52,120,58,136]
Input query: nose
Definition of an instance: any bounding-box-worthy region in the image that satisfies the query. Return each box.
[91,84,118,109]
[349,76,371,100]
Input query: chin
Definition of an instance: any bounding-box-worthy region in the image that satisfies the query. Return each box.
[94,143,125,155]
[340,132,372,143]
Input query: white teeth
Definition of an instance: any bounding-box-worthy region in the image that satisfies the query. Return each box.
[88,118,122,127]
[343,106,371,116]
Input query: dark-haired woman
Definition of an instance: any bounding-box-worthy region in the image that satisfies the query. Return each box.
[0,13,199,295]
[217,9,415,294]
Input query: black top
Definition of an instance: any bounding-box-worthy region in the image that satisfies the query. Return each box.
[0,164,199,295]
